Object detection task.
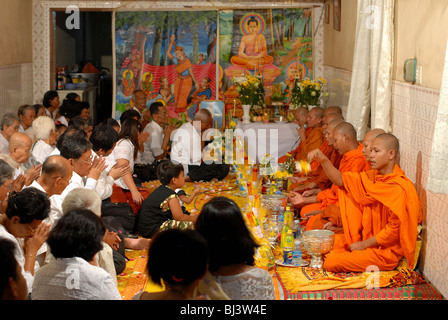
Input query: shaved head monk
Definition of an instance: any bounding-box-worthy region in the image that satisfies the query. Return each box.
[289,114,344,193]
[322,106,342,124]
[362,128,386,166]
[295,107,325,160]
[309,127,387,232]
[312,133,422,272]
[289,121,368,230]
[292,107,308,126]
[279,107,324,163]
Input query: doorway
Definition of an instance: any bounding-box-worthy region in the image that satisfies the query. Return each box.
[52,10,113,125]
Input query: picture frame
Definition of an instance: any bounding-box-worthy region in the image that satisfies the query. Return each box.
[333,0,341,31]
[324,3,330,24]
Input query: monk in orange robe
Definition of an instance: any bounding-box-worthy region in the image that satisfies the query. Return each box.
[308,133,421,272]
[289,110,344,192]
[309,128,386,231]
[289,122,368,230]
[279,107,324,163]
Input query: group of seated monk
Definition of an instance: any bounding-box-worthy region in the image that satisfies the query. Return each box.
[283,105,422,273]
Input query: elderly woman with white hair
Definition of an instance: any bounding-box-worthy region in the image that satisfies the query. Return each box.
[31,116,57,164]
[0,113,20,155]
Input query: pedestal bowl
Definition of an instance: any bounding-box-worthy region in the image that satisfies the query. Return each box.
[301,229,335,269]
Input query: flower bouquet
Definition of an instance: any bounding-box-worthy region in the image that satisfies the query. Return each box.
[290,77,328,110]
[233,75,265,107]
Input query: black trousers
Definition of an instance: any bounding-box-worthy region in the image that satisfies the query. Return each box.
[187,163,230,182]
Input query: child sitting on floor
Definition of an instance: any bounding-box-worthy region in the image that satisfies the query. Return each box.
[132,228,208,300]
[137,160,198,239]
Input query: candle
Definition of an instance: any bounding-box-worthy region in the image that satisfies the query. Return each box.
[233,99,236,116]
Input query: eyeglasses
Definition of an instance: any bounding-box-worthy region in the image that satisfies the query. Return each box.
[25,223,37,233]
[56,176,71,185]
[77,154,94,165]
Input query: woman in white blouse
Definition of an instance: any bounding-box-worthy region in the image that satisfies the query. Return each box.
[196,197,276,300]
[0,187,51,296]
[112,118,149,205]
[31,116,57,164]
[32,208,122,300]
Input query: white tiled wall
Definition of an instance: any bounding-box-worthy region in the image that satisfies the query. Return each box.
[0,63,34,115]
[324,65,448,299]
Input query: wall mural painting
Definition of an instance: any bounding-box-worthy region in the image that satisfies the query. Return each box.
[114,8,313,121]
[115,11,218,121]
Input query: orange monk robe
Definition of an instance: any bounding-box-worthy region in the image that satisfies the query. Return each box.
[288,141,342,191]
[323,164,422,273]
[278,127,313,164]
[297,127,325,161]
[300,143,369,227]
[309,161,375,231]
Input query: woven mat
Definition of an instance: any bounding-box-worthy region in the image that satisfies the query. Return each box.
[274,262,443,300]
[118,175,443,301]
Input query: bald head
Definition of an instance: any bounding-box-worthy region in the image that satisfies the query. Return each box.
[41,155,71,178]
[8,132,32,164]
[323,112,344,130]
[37,155,73,196]
[325,118,345,145]
[306,107,324,128]
[374,133,400,158]
[333,121,359,154]
[9,132,32,150]
[369,133,400,174]
[293,107,308,126]
[362,128,386,162]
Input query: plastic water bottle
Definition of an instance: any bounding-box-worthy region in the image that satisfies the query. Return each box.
[283,229,295,265]
[293,239,302,266]
[283,206,293,229]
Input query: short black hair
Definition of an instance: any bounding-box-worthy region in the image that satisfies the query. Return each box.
[149,101,164,116]
[0,238,20,297]
[102,117,119,128]
[147,228,208,286]
[5,187,50,224]
[59,99,82,119]
[47,209,106,262]
[59,136,92,160]
[89,124,119,152]
[64,93,80,102]
[157,160,184,185]
[55,127,87,151]
[42,90,59,108]
[195,197,260,272]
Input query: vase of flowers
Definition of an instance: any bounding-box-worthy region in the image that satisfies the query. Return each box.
[234,75,265,122]
[290,77,328,110]
[242,104,252,124]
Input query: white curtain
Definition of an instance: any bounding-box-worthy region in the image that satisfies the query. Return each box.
[426,40,448,195]
[346,0,395,140]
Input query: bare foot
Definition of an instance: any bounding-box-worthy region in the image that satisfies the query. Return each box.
[124,237,151,250]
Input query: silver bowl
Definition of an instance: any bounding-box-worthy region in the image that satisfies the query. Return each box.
[301,229,335,268]
[261,194,286,211]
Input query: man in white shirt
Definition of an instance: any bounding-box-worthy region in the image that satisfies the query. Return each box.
[26,155,73,270]
[0,132,42,187]
[171,109,230,182]
[51,136,106,224]
[130,89,148,122]
[136,102,176,182]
